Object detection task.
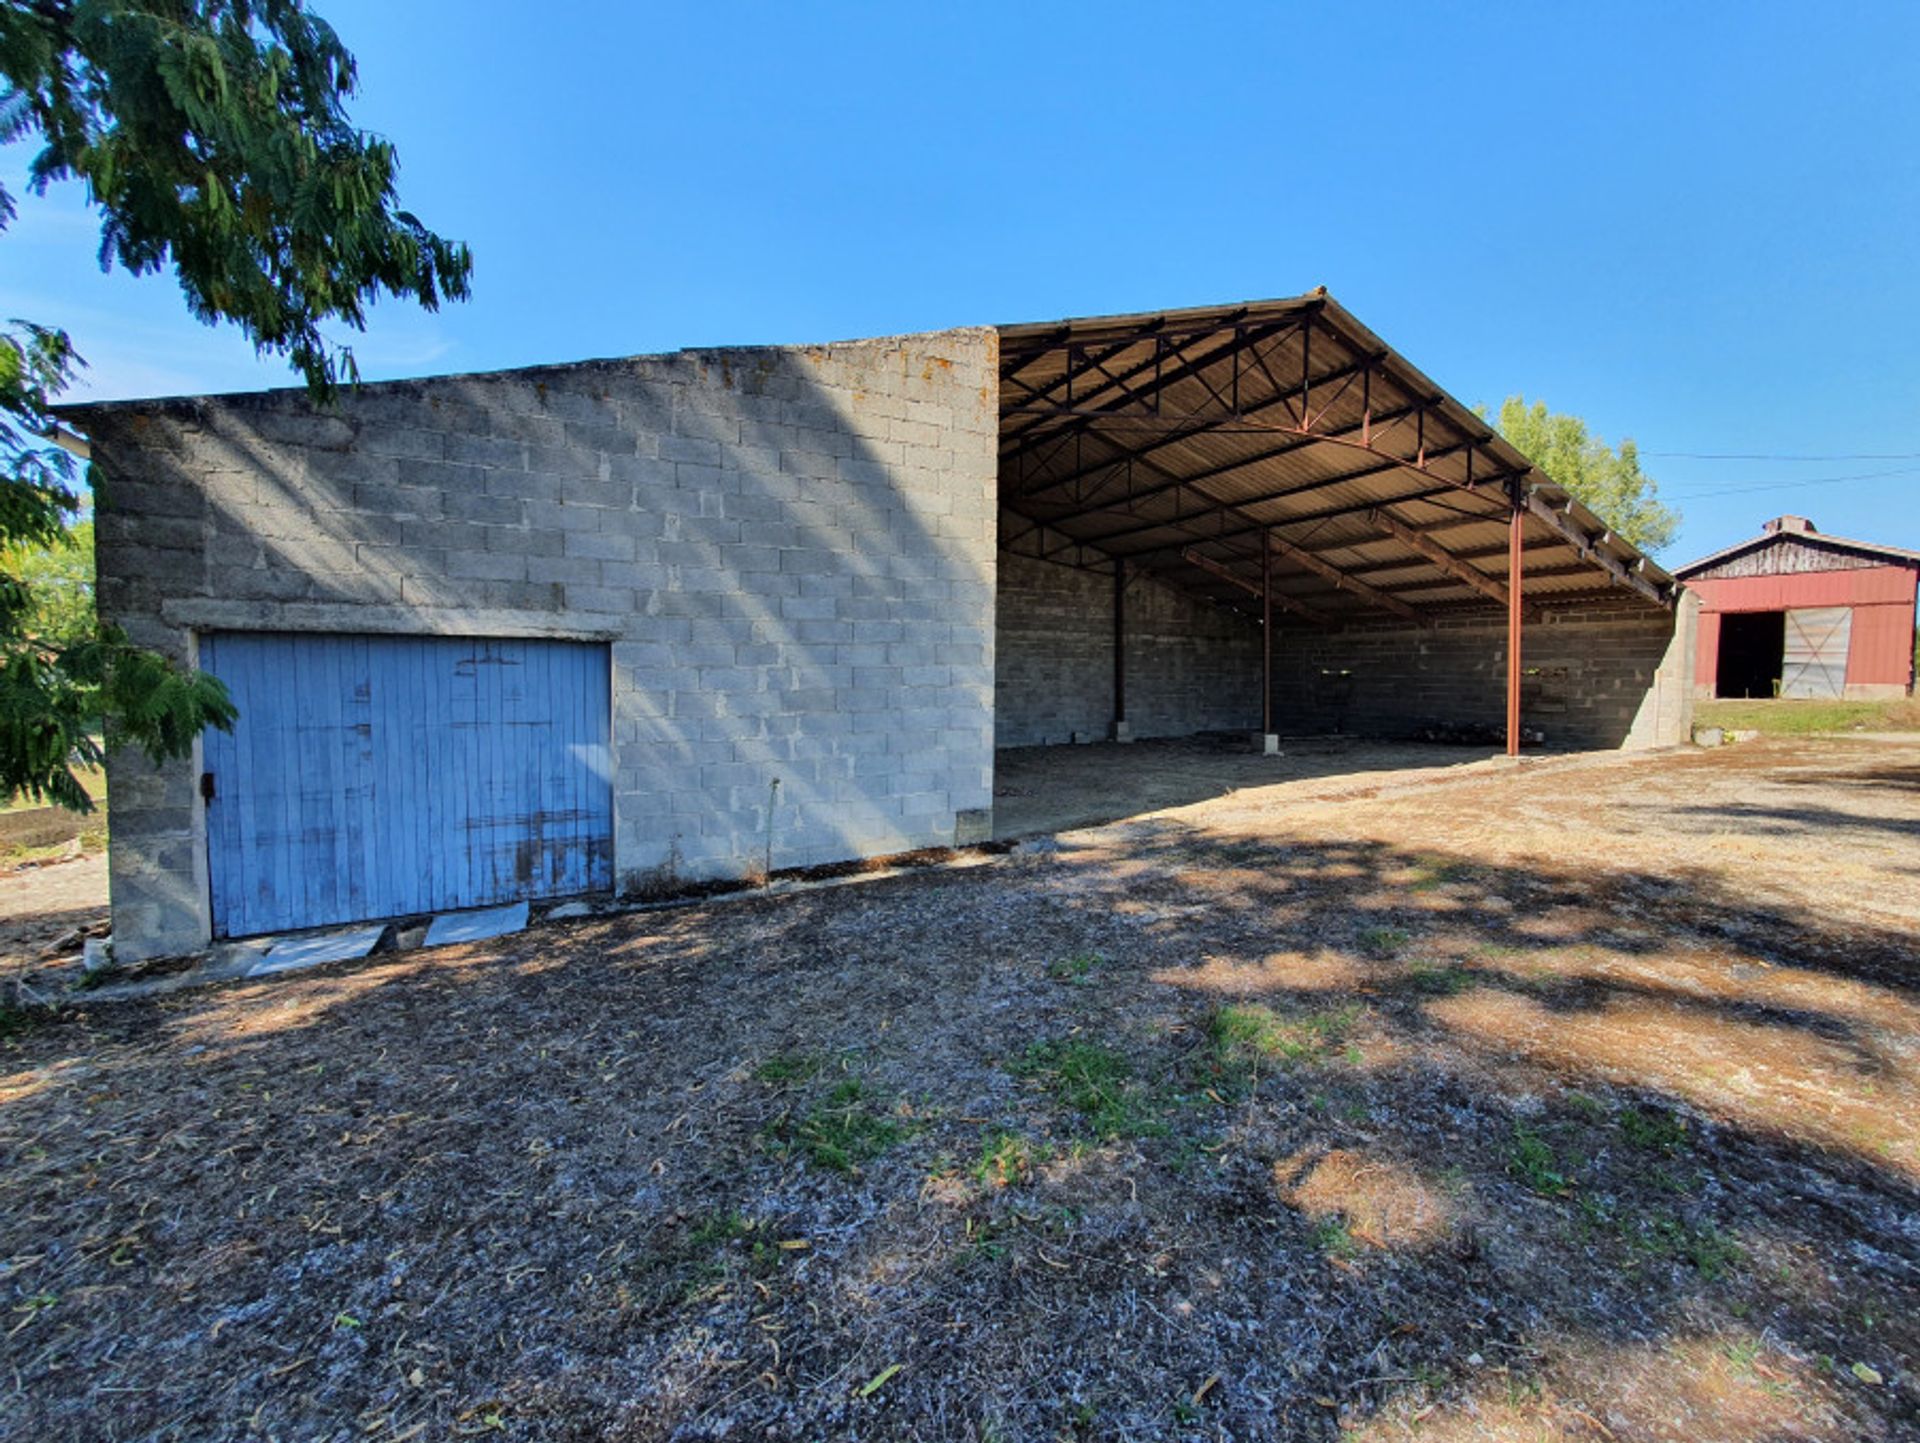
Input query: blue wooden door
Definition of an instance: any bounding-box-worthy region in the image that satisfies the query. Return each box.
[200,633,613,938]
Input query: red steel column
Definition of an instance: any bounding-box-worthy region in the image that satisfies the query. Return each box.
[1506,497,1524,756]
[1262,530,1273,735]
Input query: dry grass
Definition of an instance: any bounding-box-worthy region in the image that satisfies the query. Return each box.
[0,738,1916,1440]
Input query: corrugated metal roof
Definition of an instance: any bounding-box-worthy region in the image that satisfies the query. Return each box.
[997,290,1676,622]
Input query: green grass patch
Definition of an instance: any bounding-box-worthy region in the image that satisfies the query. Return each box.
[1506,1121,1574,1196]
[768,1078,909,1173]
[1405,962,1476,996]
[1564,1090,1608,1121]
[1627,1212,1742,1279]
[972,1129,1049,1188]
[613,1206,781,1313]
[1694,696,1920,736]
[1408,856,1470,892]
[684,1209,752,1249]
[1311,1217,1359,1259]
[1619,1105,1689,1153]
[1359,925,1411,958]
[754,1051,823,1085]
[1011,1038,1168,1140]
[1207,1002,1360,1071]
[1046,952,1104,985]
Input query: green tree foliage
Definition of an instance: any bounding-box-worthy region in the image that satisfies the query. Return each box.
[1489,396,1681,554]
[3,516,95,646]
[0,1,473,810]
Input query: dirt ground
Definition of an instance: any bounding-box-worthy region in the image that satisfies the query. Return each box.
[1,737,1917,1441]
[0,851,107,970]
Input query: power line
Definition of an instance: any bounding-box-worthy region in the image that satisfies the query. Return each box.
[1659,465,1920,500]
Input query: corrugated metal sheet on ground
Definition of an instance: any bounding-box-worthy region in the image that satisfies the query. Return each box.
[201,633,613,938]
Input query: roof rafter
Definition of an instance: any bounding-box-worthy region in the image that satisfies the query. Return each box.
[999,314,1306,469]
[1369,506,1536,620]
[1264,532,1424,623]
[1180,548,1331,623]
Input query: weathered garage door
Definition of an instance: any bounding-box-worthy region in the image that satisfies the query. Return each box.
[1781,607,1852,699]
[200,633,613,938]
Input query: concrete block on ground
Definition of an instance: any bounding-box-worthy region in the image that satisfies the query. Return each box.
[954,807,993,846]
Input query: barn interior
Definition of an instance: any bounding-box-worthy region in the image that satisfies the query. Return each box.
[990,291,1688,833]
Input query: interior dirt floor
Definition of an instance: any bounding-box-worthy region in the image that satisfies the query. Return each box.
[991,736,1498,839]
[2,737,1917,1441]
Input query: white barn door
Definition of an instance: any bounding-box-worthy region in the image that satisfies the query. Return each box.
[1781,607,1851,699]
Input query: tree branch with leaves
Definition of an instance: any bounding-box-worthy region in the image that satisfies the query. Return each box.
[1486,396,1681,555]
[0,0,472,809]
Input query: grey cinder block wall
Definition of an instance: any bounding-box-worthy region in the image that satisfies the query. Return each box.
[83,329,999,960]
[1267,592,1696,749]
[994,543,1262,746]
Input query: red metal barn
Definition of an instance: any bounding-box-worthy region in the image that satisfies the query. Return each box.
[1675,516,1920,699]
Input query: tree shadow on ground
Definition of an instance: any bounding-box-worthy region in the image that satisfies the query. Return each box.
[1658,801,1920,843]
[0,817,1916,1441]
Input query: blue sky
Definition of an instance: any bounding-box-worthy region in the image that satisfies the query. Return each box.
[5,2,1918,563]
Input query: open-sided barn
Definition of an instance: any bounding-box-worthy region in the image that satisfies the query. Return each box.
[66,291,1695,960]
[1675,516,1920,699]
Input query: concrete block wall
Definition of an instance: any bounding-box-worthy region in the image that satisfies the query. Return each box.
[1267,592,1695,750]
[83,330,999,959]
[994,539,1262,746]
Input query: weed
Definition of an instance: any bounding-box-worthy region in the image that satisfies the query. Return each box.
[972,1130,1048,1188]
[1564,1090,1607,1120]
[1206,1003,1359,1074]
[685,1209,751,1249]
[1628,1213,1742,1280]
[1311,1217,1358,1259]
[1012,1039,1167,1140]
[1406,962,1475,995]
[0,1003,32,1041]
[1046,952,1104,984]
[1408,857,1469,892]
[771,1079,908,1173]
[1506,1122,1572,1196]
[1573,1192,1614,1235]
[1360,925,1411,957]
[1684,1220,1742,1280]
[754,1052,822,1086]
[1503,1373,1546,1408]
[960,1214,1012,1265]
[1723,1335,1763,1374]
[1619,1105,1689,1153]
[1641,1162,1692,1194]
[71,961,119,993]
